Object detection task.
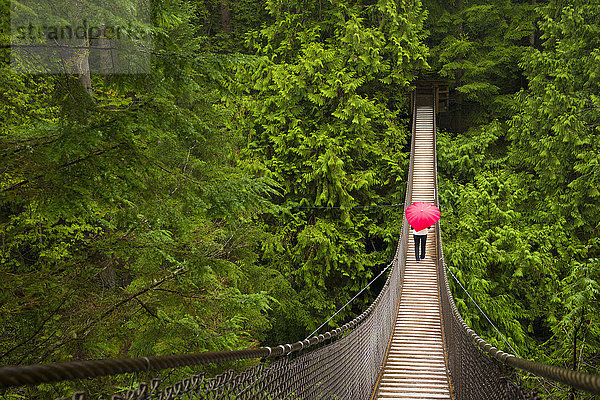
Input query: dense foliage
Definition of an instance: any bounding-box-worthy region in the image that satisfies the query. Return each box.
[233,0,428,340]
[1,0,599,398]
[1,0,278,397]
[434,0,600,397]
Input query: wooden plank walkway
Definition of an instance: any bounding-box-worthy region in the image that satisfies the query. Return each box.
[373,105,451,400]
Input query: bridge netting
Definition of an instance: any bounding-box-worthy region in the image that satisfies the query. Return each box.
[1,89,599,399]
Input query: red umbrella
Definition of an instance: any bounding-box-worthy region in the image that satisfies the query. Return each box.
[405,202,441,231]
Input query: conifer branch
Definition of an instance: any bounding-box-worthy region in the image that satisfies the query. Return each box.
[2,144,121,192]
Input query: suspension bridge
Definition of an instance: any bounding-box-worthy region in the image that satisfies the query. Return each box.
[373,101,449,399]
[1,88,599,399]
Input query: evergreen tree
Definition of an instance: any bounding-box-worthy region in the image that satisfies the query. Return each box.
[1,0,278,397]
[234,0,429,339]
[424,0,537,129]
[508,1,600,395]
[437,1,600,397]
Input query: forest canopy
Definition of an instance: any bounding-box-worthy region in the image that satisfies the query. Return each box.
[1,0,599,398]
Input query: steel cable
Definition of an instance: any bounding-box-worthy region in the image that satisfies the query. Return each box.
[445,264,521,357]
[305,260,394,340]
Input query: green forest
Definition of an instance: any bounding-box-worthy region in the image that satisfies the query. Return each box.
[1,0,599,398]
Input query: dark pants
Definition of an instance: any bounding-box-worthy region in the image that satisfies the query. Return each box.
[414,234,427,261]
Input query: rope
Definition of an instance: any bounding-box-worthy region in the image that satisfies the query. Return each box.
[445,263,521,357]
[305,260,394,340]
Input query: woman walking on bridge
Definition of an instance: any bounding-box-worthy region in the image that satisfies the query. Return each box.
[405,202,441,262]
[412,226,431,262]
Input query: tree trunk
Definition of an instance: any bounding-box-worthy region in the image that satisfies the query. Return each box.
[456,0,464,131]
[98,26,115,75]
[570,327,577,400]
[220,0,232,35]
[69,0,94,97]
[75,37,93,97]
[530,0,536,47]
[570,311,584,400]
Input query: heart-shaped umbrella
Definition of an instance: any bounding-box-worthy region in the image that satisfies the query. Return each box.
[405,202,441,231]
